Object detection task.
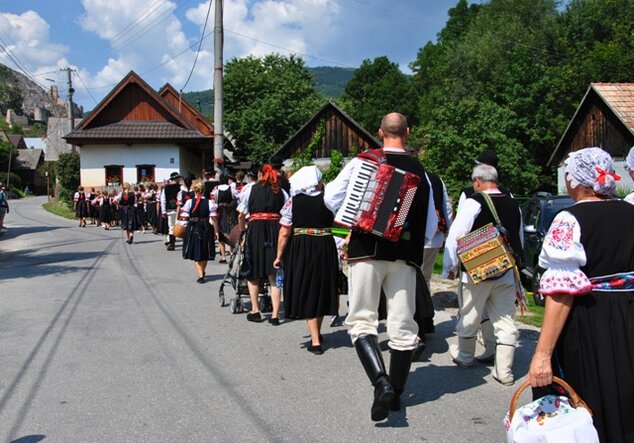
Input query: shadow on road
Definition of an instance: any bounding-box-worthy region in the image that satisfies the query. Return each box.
[10,435,46,443]
[0,249,107,279]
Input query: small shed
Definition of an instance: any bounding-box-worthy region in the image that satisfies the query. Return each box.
[274,102,381,161]
[11,148,45,194]
[549,83,634,193]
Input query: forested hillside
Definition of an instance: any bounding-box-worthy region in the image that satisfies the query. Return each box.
[182,66,354,117]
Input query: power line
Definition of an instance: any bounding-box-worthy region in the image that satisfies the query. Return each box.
[180,0,212,91]
[74,70,99,106]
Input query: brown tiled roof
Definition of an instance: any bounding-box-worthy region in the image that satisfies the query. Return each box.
[12,149,43,170]
[65,121,208,142]
[592,83,634,132]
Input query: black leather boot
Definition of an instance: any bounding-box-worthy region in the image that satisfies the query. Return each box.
[354,335,395,421]
[388,349,413,411]
[166,235,175,251]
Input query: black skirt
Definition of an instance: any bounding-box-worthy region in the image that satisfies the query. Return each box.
[76,200,89,218]
[98,204,112,224]
[283,233,339,319]
[217,204,238,242]
[555,291,634,443]
[244,219,279,280]
[182,221,215,261]
[120,206,140,231]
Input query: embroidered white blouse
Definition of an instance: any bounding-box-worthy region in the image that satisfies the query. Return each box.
[537,209,592,296]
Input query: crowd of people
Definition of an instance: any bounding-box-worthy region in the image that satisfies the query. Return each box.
[58,112,634,439]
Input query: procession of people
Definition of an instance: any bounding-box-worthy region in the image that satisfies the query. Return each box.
[35,112,631,439]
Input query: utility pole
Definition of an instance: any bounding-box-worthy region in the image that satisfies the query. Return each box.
[213,0,224,171]
[61,67,76,152]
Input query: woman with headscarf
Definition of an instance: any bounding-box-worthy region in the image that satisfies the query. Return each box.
[116,183,139,244]
[274,166,339,354]
[528,147,634,443]
[180,181,217,283]
[238,164,289,324]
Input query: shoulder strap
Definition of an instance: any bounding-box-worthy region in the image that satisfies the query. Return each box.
[357,148,386,164]
[477,192,501,225]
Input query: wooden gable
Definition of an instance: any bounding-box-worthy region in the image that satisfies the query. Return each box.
[158,83,214,137]
[77,71,193,130]
[274,102,381,160]
[549,83,634,166]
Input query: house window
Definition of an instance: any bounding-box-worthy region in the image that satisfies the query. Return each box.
[104,165,123,185]
[137,164,155,183]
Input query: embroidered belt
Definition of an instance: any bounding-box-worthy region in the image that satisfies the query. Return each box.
[186,217,203,222]
[250,212,281,221]
[293,228,332,236]
[590,272,634,292]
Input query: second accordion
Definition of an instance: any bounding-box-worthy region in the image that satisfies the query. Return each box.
[457,222,514,284]
[334,156,421,242]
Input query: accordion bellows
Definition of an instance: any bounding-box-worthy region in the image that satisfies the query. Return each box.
[334,158,420,242]
[457,223,514,284]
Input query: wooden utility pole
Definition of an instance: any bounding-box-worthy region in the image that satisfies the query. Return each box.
[213,0,224,170]
[61,67,77,153]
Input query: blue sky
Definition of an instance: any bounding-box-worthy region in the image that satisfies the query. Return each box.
[0,0,461,110]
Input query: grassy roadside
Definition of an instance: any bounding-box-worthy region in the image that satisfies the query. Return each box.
[43,200,76,219]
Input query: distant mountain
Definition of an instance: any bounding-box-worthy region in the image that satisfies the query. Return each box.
[182,66,355,116]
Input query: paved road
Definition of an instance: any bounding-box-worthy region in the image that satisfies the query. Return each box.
[0,197,540,442]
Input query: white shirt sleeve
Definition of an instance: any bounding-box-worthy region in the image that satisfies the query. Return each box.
[442,197,481,278]
[237,183,253,216]
[180,199,193,217]
[323,158,360,214]
[160,189,166,213]
[424,174,439,244]
[280,198,293,226]
[537,210,591,296]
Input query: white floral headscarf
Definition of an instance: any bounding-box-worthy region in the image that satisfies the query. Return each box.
[564,147,621,195]
[289,165,322,197]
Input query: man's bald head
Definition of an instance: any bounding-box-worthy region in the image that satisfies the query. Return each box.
[379,113,408,138]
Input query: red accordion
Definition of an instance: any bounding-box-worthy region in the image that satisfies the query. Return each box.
[334,150,421,242]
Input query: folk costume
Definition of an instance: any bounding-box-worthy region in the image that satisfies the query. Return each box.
[324,146,435,420]
[74,190,89,225]
[534,148,634,443]
[160,173,182,250]
[180,195,215,262]
[117,191,139,231]
[443,183,524,385]
[279,167,339,321]
[211,183,239,243]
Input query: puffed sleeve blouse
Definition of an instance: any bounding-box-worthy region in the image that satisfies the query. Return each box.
[538,210,592,296]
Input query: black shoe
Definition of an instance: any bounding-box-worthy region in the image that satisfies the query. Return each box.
[219,258,227,264]
[166,244,175,251]
[246,312,264,322]
[268,317,280,326]
[412,339,426,362]
[197,276,205,284]
[371,376,395,421]
[126,238,132,244]
[129,236,134,244]
[308,344,323,355]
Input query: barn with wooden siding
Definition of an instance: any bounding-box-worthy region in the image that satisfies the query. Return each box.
[549,83,634,193]
[274,102,381,161]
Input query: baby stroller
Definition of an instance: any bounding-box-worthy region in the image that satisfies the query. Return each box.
[218,228,272,314]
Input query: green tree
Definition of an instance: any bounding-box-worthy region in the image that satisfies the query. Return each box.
[55,152,80,205]
[0,65,23,115]
[339,56,418,132]
[224,54,323,164]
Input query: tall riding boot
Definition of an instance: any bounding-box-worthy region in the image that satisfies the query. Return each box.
[493,344,515,386]
[354,335,395,421]
[449,336,476,368]
[166,235,175,251]
[475,319,496,364]
[388,349,413,411]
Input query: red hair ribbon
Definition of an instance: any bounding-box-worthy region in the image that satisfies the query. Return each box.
[595,167,621,184]
[262,164,278,184]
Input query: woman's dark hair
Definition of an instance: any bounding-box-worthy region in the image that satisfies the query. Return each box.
[219,174,230,185]
[183,177,193,189]
[259,164,280,193]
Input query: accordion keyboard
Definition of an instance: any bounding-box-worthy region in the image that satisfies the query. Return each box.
[336,160,379,226]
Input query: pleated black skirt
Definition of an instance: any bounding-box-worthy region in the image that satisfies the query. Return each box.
[182,221,215,261]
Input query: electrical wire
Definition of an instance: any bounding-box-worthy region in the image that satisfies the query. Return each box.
[74,70,99,106]
[180,0,212,91]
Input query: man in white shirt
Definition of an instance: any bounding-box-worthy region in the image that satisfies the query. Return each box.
[443,163,524,386]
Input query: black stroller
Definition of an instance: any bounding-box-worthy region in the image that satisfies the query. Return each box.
[218,227,272,314]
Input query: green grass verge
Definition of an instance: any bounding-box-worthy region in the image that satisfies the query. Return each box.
[43,200,76,219]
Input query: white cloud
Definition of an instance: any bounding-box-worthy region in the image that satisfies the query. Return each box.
[0,11,69,75]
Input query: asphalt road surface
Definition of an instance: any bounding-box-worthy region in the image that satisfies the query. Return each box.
[0,197,540,442]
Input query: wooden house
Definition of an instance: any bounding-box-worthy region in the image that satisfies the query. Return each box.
[11,148,45,194]
[64,71,214,187]
[549,83,634,193]
[273,102,381,163]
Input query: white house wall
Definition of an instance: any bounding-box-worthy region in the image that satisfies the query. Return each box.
[80,144,181,187]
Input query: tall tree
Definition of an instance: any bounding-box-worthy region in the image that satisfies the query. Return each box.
[339,56,418,132]
[224,54,323,164]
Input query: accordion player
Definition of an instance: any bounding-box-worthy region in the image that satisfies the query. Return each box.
[333,152,421,242]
